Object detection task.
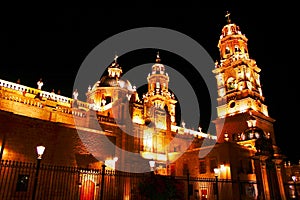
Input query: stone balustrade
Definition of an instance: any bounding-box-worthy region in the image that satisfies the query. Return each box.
[0,79,71,105]
[0,79,89,119]
[171,125,217,140]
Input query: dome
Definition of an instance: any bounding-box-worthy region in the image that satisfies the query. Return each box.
[90,55,135,92]
[99,76,119,87]
[94,75,134,91]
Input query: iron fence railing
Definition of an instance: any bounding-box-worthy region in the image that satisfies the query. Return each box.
[1,160,261,200]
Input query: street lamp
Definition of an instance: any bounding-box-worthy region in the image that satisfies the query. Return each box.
[32,145,45,200]
[247,114,257,139]
[149,160,155,173]
[104,157,118,170]
[214,168,220,200]
[100,164,106,200]
[246,115,257,128]
[36,145,45,159]
[224,132,229,142]
[292,175,298,199]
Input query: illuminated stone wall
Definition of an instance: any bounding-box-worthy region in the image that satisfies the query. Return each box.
[0,109,116,168]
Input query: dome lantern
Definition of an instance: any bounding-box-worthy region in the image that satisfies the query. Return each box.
[108,54,122,78]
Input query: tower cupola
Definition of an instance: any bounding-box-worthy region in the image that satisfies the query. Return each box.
[217,11,249,62]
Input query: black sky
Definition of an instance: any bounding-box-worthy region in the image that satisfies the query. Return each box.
[0,7,299,163]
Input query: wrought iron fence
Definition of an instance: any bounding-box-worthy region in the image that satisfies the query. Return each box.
[1,160,259,200]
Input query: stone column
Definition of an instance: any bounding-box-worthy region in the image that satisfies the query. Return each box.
[273,159,286,200]
[260,156,271,200]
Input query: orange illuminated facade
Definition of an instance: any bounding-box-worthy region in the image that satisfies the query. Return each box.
[0,12,290,200]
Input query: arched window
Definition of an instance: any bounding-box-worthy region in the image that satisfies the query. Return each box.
[235,45,241,53]
[105,96,112,104]
[226,77,236,91]
[224,27,228,35]
[225,47,230,54]
[231,26,235,33]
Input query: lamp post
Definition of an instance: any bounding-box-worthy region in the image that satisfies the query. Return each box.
[32,145,45,200]
[214,168,220,200]
[187,170,191,200]
[100,164,106,200]
[292,176,298,199]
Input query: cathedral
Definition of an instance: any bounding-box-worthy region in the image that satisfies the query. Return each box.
[0,13,292,200]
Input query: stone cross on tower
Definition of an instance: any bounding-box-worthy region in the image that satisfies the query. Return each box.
[156,51,161,63]
[225,11,231,24]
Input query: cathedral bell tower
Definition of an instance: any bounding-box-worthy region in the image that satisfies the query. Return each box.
[143,52,177,129]
[212,12,277,147]
[212,12,286,199]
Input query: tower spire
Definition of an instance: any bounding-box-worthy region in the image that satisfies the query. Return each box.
[225,11,231,24]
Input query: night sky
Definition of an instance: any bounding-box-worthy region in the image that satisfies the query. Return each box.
[0,7,299,163]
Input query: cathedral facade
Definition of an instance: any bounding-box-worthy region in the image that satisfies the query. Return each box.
[0,14,290,200]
